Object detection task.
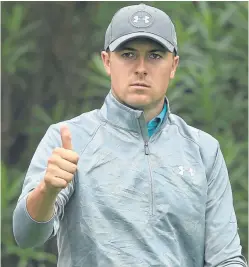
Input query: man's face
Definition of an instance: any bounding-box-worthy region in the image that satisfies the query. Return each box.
[101,38,179,110]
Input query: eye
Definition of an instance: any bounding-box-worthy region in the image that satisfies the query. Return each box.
[121,52,136,59]
[149,53,162,60]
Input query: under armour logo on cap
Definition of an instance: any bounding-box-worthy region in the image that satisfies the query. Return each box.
[130,11,154,28]
[133,15,150,23]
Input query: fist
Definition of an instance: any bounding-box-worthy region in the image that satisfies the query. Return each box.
[44,125,79,194]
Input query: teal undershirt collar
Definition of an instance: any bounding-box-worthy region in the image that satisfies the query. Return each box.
[147,102,167,137]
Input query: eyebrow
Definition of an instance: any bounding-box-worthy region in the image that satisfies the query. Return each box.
[118,47,167,53]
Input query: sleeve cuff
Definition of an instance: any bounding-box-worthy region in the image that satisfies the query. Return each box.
[13,193,55,248]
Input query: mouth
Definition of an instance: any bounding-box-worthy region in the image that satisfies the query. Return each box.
[130,83,150,88]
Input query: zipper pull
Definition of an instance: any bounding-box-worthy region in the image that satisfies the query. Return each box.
[144,142,150,155]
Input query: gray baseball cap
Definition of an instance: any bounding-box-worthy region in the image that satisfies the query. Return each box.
[104,3,178,55]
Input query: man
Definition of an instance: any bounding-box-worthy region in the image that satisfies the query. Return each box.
[13,3,247,267]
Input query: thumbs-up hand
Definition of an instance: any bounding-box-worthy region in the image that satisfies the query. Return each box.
[43,125,79,195]
[61,125,73,150]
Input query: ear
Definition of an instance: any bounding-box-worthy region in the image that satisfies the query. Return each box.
[170,55,179,79]
[101,51,111,76]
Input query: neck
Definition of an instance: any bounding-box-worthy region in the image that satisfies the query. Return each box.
[100,91,169,134]
[111,90,165,123]
[143,99,165,123]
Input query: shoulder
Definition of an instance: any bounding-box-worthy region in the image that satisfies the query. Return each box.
[169,113,220,176]
[45,110,102,155]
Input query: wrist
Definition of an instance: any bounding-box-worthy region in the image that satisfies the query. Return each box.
[38,180,59,200]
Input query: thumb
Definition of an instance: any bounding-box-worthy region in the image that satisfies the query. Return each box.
[60,125,73,150]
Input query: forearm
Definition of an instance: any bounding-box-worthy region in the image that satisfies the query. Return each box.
[26,181,57,222]
[13,182,58,248]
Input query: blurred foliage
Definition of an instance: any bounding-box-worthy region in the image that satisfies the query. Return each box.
[1,162,57,267]
[1,1,248,266]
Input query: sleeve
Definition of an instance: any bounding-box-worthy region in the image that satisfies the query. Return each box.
[13,123,76,248]
[204,144,247,267]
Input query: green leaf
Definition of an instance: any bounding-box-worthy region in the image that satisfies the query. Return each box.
[1,162,7,211]
[9,4,26,34]
[33,105,53,124]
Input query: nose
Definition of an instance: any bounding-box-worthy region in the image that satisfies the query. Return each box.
[135,57,147,77]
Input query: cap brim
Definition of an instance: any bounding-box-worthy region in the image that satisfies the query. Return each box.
[108,32,175,53]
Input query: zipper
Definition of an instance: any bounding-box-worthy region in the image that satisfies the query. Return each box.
[144,141,154,216]
[137,114,155,217]
[144,141,150,155]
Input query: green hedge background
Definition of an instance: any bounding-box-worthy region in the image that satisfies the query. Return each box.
[2,2,248,266]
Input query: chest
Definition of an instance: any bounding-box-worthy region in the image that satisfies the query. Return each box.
[73,136,208,225]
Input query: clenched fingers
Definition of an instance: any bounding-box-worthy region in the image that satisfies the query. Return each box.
[48,154,77,174]
[47,164,74,183]
[44,174,68,189]
[53,147,79,164]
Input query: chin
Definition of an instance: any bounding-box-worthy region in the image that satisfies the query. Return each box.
[125,95,151,109]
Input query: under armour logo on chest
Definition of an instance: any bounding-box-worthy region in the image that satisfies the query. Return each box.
[178,166,195,177]
[133,15,150,24]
